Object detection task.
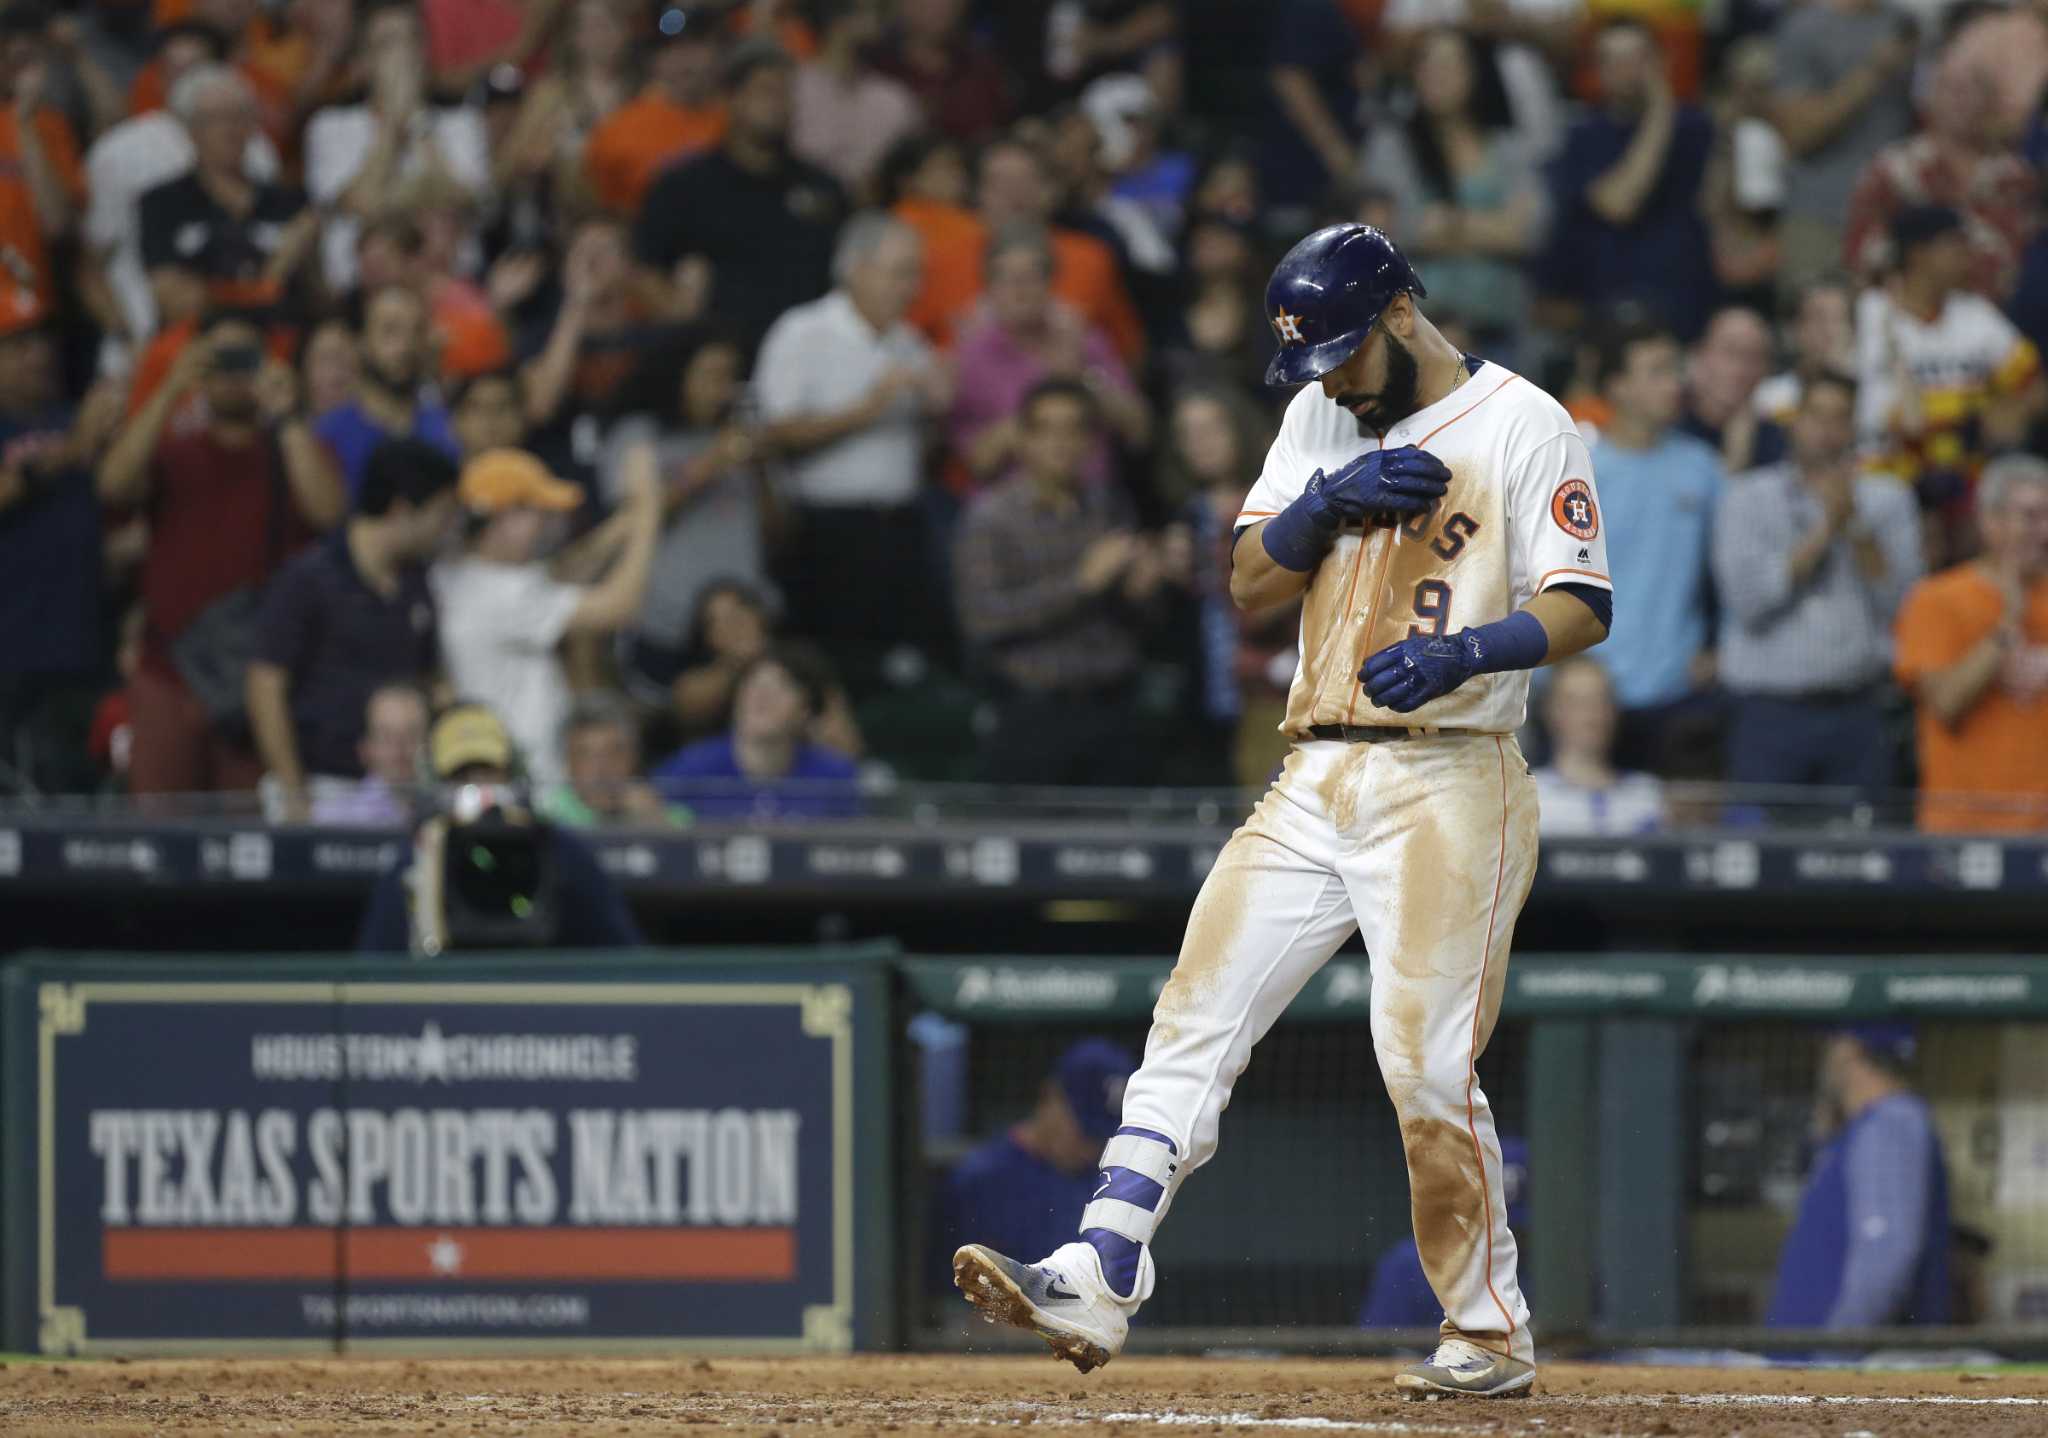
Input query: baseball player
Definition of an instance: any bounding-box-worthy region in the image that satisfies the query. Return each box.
[953,225,1613,1400]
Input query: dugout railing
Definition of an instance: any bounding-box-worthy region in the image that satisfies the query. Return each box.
[2,949,2046,1356]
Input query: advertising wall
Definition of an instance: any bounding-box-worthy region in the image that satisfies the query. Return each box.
[1,953,894,1355]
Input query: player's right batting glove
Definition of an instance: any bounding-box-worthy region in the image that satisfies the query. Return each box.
[1259,446,1451,572]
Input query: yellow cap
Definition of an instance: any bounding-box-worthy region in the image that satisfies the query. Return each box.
[458,448,583,513]
[429,705,514,779]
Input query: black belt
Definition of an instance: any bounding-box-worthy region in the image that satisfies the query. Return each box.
[1306,724,1490,743]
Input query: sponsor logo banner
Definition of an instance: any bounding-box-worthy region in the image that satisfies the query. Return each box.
[35,982,855,1351]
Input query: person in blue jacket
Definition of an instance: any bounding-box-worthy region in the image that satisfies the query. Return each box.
[1361,1136,1529,1329]
[1768,1024,1950,1329]
[651,643,861,820]
[933,1040,1136,1289]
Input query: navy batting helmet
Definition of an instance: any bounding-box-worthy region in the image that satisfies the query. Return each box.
[1263,224,1426,388]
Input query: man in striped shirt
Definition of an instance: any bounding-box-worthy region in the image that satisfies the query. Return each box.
[1710,370,1922,802]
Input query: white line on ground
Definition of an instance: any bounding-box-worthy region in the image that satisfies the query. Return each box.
[1097,1416,1483,1434]
[1655,1394,2048,1407]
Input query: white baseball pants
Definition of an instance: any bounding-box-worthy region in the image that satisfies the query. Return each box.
[1115,734,1540,1362]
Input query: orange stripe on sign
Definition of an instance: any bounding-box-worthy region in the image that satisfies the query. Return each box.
[104,1229,334,1279]
[103,1228,796,1282]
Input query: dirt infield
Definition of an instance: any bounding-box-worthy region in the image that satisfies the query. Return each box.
[4,1354,2048,1437]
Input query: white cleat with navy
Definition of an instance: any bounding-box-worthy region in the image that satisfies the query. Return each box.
[951,1240,1153,1374]
[1395,1337,1537,1399]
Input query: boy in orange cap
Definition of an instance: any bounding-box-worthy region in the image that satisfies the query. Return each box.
[430,446,661,786]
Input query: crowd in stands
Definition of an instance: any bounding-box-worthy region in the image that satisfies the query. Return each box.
[0,0,2044,834]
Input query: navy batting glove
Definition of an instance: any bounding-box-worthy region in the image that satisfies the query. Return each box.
[1260,447,1452,572]
[1360,632,1482,713]
[1322,445,1452,522]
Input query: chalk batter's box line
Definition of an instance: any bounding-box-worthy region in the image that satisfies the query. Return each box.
[36,981,857,1356]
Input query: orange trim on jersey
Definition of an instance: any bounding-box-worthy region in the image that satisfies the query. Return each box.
[1238,510,1278,518]
[1468,736,1517,1340]
[1418,372,1522,449]
[1339,436,1391,723]
[1535,567,1612,589]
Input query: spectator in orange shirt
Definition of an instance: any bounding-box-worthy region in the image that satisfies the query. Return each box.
[909,135,1145,365]
[1894,456,2048,832]
[582,10,727,217]
[884,131,986,348]
[0,9,85,325]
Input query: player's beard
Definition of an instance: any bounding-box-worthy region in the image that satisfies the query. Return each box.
[1341,332,1421,437]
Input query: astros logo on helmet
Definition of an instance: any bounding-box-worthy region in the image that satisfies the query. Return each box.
[1261,224,1426,387]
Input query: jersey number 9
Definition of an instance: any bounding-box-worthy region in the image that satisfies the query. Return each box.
[1409,579,1453,638]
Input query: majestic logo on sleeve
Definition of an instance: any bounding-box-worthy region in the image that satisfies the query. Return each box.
[1273,307,1305,344]
[1551,478,1600,540]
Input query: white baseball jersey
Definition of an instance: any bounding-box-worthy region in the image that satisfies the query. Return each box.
[1238,360,1612,735]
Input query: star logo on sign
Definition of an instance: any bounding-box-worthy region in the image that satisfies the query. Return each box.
[415,1020,450,1082]
[1274,307,1305,343]
[427,1235,464,1276]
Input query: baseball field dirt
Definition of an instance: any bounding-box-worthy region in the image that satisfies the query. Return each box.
[4,1355,2047,1436]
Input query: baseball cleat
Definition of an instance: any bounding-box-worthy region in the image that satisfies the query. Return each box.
[952,1240,1147,1374]
[1394,1338,1536,1399]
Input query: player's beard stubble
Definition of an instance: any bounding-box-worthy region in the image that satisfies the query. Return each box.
[1338,331,1422,438]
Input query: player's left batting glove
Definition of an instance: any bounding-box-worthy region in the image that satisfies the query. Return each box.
[1360,632,1483,713]
[1260,447,1451,572]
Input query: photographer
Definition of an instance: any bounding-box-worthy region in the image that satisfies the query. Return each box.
[358,703,645,954]
[97,309,342,797]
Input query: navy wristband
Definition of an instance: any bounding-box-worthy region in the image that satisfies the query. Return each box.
[1259,497,1333,572]
[1460,610,1550,674]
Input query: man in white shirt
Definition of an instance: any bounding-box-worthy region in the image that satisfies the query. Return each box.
[754,210,949,681]
[431,447,659,786]
[84,43,278,370]
[304,0,489,292]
